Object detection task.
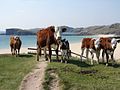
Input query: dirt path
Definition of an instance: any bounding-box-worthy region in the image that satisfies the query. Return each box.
[19,61,47,90]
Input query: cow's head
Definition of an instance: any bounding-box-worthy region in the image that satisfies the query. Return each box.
[15,36,20,41]
[94,38,101,49]
[54,27,67,40]
[60,39,69,50]
[111,38,117,50]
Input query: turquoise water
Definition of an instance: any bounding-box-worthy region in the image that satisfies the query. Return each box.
[0,35,97,49]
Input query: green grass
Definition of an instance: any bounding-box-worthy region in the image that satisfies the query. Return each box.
[44,57,120,90]
[0,54,37,90]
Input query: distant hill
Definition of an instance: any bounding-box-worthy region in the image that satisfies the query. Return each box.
[76,23,120,35]
[5,23,120,35]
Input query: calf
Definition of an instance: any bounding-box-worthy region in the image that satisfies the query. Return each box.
[80,38,100,65]
[60,39,71,63]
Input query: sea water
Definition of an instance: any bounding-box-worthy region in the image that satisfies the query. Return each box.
[0,35,97,49]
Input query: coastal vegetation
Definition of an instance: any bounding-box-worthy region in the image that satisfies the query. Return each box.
[1,54,120,90]
[0,54,37,90]
[44,57,120,90]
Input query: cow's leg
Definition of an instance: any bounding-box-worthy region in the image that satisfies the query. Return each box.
[44,47,48,61]
[18,48,20,56]
[111,51,115,65]
[66,50,70,63]
[11,48,12,55]
[36,47,40,61]
[96,50,100,64]
[65,58,67,64]
[102,50,105,63]
[55,48,59,61]
[15,49,18,57]
[48,45,52,62]
[14,49,16,55]
[61,50,63,63]
[68,50,71,59]
[65,50,68,64]
[11,48,13,55]
[105,50,109,66]
[80,48,85,61]
[86,48,89,60]
[90,51,94,65]
[13,48,15,55]
[14,48,17,57]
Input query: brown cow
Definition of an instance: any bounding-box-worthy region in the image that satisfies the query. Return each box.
[10,36,22,56]
[100,37,117,66]
[10,36,16,55]
[80,38,101,65]
[36,26,59,62]
[36,26,67,62]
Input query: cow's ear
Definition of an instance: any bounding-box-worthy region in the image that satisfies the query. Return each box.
[62,28,67,32]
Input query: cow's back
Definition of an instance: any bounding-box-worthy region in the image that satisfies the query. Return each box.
[81,38,92,49]
[100,37,112,50]
[37,27,55,47]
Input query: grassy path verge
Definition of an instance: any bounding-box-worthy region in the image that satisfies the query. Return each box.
[0,54,37,90]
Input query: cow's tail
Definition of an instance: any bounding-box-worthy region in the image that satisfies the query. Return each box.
[37,41,41,61]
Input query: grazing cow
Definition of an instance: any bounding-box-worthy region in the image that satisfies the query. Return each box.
[80,38,101,65]
[100,37,118,66]
[10,36,22,56]
[36,26,66,62]
[60,39,71,63]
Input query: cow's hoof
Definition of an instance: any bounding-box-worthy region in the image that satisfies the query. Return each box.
[106,63,108,66]
[36,58,39,61]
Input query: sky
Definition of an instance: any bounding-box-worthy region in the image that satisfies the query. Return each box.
[0,0,120,31]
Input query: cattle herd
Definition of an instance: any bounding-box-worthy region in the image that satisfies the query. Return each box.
[81,37,118,66]
[9,26,119,66]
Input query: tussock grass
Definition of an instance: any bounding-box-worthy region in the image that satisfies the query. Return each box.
[44,57,120,90]
[0,54,37,90]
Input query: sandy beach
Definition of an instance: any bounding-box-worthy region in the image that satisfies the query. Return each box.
[0,48,28,54]
[1,41,120,61]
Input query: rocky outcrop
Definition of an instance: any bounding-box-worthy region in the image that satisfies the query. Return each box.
[6,28,36,35]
